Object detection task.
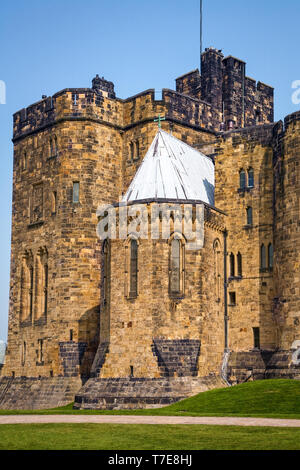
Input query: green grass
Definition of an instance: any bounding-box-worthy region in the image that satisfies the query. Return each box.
[0,423,300,450]
[1,379,300,418]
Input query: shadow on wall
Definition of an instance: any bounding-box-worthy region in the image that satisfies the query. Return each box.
[78,305,100,379]
[203,178,214,206]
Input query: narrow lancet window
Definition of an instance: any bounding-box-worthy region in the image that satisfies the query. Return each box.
[229,253,235,277]
[23,152,27,170]
[129,239,138,298]
[21,341,26,366]
[29,265,34,318]
[38,339,44,363]
[268,243,273,269]
[253,327,260,348]
[35,247,48,320]
[102,240,110,304]
[239,170,246,189]
[237,252,242,277]
[248,168,254,188]
[214,239,221,301]
[44,263,48,316]
[54,135,58,156]
[135,141,139,160]
[73,182,79,203]
[260,244,266,270]
[246,207,253,226]
[169,236,185,297]
[170,239,180,295]
[49,137,53,157]
[130,142,134,161]
[20,251,34,323]
[52,191,57,214]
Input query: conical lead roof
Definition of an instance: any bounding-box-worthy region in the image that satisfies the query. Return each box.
[122,130,214,205]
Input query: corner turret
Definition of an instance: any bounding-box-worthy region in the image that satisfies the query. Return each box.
[92,75,116,99]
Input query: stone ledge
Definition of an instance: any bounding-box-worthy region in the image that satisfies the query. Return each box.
[74,375,225,410]
[0,376,83,410]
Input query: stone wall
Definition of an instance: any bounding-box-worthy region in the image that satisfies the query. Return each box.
[0,376,82,410]
[152,339,201,377]
[175,48,274,131]
[214,124,278,352]
[4,74,219,382]
[97,203,226,380]
[227,349,300,383]
[273,112,300,349]
[74,376,225,410]
[3,103,123,379]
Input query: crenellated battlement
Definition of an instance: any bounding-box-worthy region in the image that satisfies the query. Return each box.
[13,87,123,141]
[13,48,275,143]
[176,48,274,131]
[13,83,222,142]
[284,110,300,129]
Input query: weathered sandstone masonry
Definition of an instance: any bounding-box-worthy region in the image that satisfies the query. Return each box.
[1,48,299,410]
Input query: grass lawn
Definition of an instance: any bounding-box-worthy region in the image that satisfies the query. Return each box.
[0,379,300,418]
[0,423,300,450]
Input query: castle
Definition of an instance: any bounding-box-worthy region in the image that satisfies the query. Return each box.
[0,47,299,409]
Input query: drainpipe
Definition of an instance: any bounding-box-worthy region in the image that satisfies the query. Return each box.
[221,229,231,386]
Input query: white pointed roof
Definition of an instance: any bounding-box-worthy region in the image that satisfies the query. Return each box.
[122,130,214,205]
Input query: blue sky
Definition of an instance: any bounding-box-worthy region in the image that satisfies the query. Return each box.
[0,0,299,341]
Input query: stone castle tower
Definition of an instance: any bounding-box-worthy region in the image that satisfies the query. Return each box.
[0,47,299,409]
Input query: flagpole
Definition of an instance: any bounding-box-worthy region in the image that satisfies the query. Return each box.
[200,0,203,64]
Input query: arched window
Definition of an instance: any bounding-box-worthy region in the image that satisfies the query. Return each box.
[102,240,110,304]
[229,253,235,277]
[214,239,221,301]
[20,251,33,322]
[260,244,266,270]
[35,247,48,320]
[35,254,43,320]
[125,236,139,299]
[169,235,185,297]
[170,239,180,294]
[44,263,48,316]
[246,207,253,226]
[29,265,34,318]
[268,243,273,269]
[20,259,28,321]
[248,168,254,188]
[237,252,242,277]
[239,169,246,189]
